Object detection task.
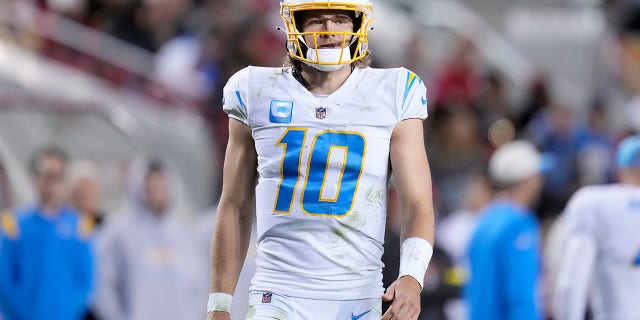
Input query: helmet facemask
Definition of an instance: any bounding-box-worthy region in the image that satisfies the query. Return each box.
[280,1,373,71]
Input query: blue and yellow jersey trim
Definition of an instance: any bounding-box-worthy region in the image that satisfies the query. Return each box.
[402,71,423,108]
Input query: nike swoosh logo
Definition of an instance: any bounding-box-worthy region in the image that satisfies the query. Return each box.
[421,96,427,105]
[351,310,371,320]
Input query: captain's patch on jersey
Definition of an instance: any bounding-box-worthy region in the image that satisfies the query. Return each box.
[269,100,293,123]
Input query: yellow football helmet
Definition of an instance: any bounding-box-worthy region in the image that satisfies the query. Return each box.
[280,0,373,68]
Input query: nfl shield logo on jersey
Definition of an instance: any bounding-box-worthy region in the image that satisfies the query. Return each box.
[315,106,326,119]
[261,292,272,303]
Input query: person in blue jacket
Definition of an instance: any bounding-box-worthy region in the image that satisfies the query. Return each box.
[464,140,545,320]
[0,146,94,320]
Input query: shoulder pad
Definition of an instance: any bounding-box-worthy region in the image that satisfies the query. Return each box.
[0,210,19,240]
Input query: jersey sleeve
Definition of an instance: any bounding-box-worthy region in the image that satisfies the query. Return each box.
[552,187,599,320]
[396,68,428,122]
[222,67,251,124]
[552,231,596,320]
[562,187,599,239]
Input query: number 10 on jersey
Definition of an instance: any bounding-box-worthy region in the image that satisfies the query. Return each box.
[273,128,366,217]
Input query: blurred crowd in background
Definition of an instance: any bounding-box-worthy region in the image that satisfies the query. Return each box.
[2,0,640,319]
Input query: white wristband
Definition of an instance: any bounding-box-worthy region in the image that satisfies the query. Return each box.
[398,237,433,289]
[207,293,233,313]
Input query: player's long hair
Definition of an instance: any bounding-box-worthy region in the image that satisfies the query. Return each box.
[283,50,372,74]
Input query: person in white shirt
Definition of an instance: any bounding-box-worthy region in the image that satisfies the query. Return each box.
[553,135,640,320]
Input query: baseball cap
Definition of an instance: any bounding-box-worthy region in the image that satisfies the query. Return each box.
[616,135,640,169]
[489,140,542,186]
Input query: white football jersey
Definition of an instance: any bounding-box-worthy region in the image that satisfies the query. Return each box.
[554,184,640,320]
[222,66,428,300]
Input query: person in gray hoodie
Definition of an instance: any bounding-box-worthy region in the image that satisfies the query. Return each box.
[94,157,205,320]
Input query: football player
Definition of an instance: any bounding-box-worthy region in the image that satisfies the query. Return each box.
[206,1,435,319]
[553,135,640,320]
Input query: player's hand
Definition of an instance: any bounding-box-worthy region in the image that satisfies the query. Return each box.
[380,276,422,320]
[206,311,231,320]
